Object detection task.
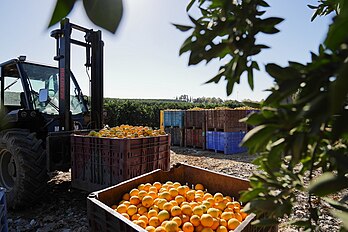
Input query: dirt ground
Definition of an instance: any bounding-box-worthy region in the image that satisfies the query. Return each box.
[6,147,342,231]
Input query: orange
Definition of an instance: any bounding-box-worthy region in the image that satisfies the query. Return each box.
[202,200,211,209]
[240,211,248,220]
[131,213,140,220]
[195,190,204,197]
[116,204,127,214]
[227,218,241,230]
[189,215,201,227]
[177,186,187,196]
[189,202,198,208]
[195,224,204,232]
[171,205,182,217]
[207,208,219,218]
[172,216,182,227]
[130,188,140,197]
[158,210,170,223]
[111,205,117,209]
[203,193,213,200]
[201,228,213,232]
[186,190,195,202]
[194,194,203,203]
[142,196,154,208]
[121,213,130,220]
[211,218,220,230]
[169,188,179,198]
[122,201,130,207]
[122,193,130,201]
[200,204,208,213]
[216,226,228,232]
[170,200,179,207]
[148,191,158,199]
[206,197,215,206]
[149,205,159,212]
[149,186,158,193]
[175,195,185,205]
[138,184,145,191]
[145,225,156,232]
[219,219,227,227]
[159,192,172,201]
[153,182,162,190]
[148,209,158,218]
[225,196,232,202]
[181,204,193,216]
[231,201,241,208]
[200,214,214,227]
[144,183,152,192]
[192,206,204,216]
[182,222,194,232]
[163,202,174,212]
[173,182,181,189]
[138,190,148,200]
[148,217,161,227]
[221,212,234,221]
[214,193,224,203]
[214,202,226,211]
[134,220,147,229]
[165,220,179,232]
[181,214,190,223]
[138,206,148,215]
[156,199,167,210]
[235,212,243,222]
[138,215,148,224]
[127,205,138,216]
[195,183,204,191]
[129,196,141,205]
[154,226,166,232]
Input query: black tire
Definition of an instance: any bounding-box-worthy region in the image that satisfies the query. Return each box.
[0,129,48,209]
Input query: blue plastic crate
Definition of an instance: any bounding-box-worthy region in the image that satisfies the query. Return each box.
[163,110,185,128]
[0,188,8,232]
[224,131,247,154]
[206,131,215,150]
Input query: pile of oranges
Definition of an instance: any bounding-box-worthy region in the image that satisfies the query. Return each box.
[111,181,248,232]
[88,124,166,138]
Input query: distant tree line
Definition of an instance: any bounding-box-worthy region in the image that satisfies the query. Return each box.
[103,98,245,128]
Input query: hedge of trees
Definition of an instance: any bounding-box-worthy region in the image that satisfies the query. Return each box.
[103,98,245,128]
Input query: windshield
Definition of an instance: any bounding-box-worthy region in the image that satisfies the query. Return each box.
[22,63,87,115]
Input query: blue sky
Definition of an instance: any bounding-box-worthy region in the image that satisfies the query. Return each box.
[0,0,332,101]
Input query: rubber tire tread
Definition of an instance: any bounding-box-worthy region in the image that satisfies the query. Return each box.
[0,129,48,209]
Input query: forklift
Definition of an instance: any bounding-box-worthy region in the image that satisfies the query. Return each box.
[0,18,104,208]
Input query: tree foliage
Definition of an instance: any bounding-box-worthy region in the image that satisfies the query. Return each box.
[49,0,123,33]
[103,98,244,128]
[177,0,348,230]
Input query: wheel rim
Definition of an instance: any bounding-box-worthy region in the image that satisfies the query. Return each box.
[0,149,16,189]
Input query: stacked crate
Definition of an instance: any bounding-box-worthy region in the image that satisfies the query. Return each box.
[205,109,249,154]
[184,110,206,149]
[71,134,170,192]
[0,188,8,232]
[163,110,185,147]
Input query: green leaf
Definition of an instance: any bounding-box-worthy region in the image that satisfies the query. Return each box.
[329,62,348,114]
[259,0,270,8]
[239,188,264,203]
[330,210,348,230]
[308,172,348,197]
[242,125,278,154]
[49,0,77,27]
[227,80,234,96]
[83,0,123,33]
[205,68,225,84]
[251,218,279,227]
[172,23,193,32]
[186,0,196,12]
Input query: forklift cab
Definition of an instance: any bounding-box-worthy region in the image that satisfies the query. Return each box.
[0,57,88,132]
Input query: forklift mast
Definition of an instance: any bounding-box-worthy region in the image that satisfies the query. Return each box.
[50,18,104,130]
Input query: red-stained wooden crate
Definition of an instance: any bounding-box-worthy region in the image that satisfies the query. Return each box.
[206,110,249,132]
[185,110,206,129]
[71,134,171,192]
[184,128,205,149]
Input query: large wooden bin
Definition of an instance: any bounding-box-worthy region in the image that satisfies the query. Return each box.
[87,163,277,232]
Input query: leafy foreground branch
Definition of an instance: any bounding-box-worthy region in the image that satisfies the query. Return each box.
[177,0,348,230]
